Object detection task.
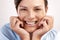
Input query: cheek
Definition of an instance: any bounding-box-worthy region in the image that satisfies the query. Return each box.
[36,11,46,20]
[17,12,28,20]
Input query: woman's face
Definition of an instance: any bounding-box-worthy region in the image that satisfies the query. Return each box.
[17,0,48,32]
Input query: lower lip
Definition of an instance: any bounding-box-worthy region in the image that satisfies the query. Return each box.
[26,24,35,27]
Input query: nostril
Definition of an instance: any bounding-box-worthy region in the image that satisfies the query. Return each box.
[35,21,38,24]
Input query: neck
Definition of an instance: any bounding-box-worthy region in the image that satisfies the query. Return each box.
[29,32,33,40]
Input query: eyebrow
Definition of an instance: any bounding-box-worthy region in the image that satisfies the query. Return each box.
[19,5,42,8]
[34,6,42,8]
[19,6,27,8]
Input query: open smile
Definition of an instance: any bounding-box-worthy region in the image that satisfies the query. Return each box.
[24,21,38,26]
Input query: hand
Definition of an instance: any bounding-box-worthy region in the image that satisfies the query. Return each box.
[10,16,30,40]
[32,16,53,40]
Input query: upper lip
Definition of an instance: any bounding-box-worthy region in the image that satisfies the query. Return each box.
[24,19,38,22]
[24,21,38,24]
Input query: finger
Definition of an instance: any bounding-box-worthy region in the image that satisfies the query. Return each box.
[40,21,50,33]
[17,17,23,27]
[10,16,17,28]
[43,21,52,32]
[39,21,47,28]
[10,16,23,27]
[38,18,47,26]
[43,16,53,27]
[16,19,23,28]
[43,19,48,25]
[42,17,53,31]
[39,19,50,32]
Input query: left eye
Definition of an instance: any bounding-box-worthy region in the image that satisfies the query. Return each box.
[35,9,41,10]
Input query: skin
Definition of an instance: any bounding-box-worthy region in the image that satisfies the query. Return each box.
[10,0,53,40]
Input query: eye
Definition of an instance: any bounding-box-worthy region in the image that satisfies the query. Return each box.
[35,8,41,11]
[20,8,27,11]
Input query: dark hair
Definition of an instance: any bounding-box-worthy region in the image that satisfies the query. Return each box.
[14,0,48,9]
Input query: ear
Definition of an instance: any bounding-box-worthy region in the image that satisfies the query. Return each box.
[45,6,48,13]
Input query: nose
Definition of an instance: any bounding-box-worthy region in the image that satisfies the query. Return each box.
[27,11,36,20]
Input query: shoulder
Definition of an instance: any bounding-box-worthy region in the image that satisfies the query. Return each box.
[0,23,20,40]
[41,29,57,40]
[0,23,10,31]
[54,31,60,40]
[0,31,9,40]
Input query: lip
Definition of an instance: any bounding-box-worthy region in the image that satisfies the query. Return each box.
[24,21,38,27]
[26,23,35,26]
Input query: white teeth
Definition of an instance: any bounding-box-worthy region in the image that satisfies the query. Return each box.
[26,21,35,25]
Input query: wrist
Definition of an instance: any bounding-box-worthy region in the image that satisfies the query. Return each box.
[22,37,30,40]
[32,33,41,40]
[21,34,30,40]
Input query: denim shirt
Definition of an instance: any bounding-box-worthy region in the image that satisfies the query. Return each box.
[0,23,57,40]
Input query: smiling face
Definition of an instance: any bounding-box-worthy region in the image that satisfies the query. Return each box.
[17,0,48,33]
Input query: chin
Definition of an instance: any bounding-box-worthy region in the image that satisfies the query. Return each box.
[24,26,37,33]
[27,29,36,33]
[23,20,40,33]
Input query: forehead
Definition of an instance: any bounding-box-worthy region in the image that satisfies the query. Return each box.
[19,0,45,7]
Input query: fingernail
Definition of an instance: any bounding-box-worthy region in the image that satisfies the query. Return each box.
[46,20,48,25]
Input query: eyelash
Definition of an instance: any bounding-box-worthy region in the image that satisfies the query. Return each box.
[20,9,27,11]
[20,8,41,11]
[35,9,41,11]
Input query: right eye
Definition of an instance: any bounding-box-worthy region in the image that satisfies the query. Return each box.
[20,9,27,11]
